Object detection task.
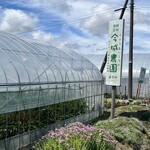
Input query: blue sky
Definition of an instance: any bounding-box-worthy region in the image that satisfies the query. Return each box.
[0,0,149,55]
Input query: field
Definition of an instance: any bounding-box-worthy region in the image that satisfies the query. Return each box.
[33,100,150,150]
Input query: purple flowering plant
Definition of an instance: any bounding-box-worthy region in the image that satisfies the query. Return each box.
[33,122,117,150]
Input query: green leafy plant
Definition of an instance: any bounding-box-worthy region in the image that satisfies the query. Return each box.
[0,99,88,140]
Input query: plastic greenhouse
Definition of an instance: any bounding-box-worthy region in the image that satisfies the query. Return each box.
[85,53,150,98]
[0,31,104,149]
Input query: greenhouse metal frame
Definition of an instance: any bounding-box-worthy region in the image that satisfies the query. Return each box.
[0,31,104,149]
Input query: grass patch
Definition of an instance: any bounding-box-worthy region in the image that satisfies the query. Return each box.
[95,117,149,149]
[95,104,150,149]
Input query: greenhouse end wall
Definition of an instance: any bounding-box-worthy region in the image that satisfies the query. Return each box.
[0,31,104,150]
[105,77,149,98]
[85,53,150,99]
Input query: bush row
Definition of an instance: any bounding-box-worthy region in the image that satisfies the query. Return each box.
[0,99,88,140]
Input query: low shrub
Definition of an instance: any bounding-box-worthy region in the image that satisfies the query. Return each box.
[104,93,111,99]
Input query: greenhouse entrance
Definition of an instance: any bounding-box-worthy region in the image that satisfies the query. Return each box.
[0,31,104,150]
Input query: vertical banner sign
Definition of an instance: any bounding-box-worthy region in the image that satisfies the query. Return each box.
[106,19,125,86]
[138,67,146,83]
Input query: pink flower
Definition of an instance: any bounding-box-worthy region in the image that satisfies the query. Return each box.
[58,139,65,143]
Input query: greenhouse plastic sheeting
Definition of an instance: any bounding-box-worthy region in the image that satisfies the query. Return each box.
[0,31,103,114]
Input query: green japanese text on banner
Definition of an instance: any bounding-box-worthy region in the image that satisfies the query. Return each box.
[106,19,125,86]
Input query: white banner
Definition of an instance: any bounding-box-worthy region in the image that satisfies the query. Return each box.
[106,19,125,86]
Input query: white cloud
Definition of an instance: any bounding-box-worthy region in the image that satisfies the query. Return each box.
[1,0,150,56]
[32,30,54,43]
[79,4,119,36]
[56,34,108,54]
[61,42,80,50]
[134,10,150,33]
[0,9,38,34]
[134,36,150,49]
[135,24,150,33]
[135,10,150,24]
[23,0,72,14]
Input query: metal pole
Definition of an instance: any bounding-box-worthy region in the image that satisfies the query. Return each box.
[118,0,129,20]
[100,53,107,73]
[128,0,134,99]
[100,0,129,73]
[111,86,116,118]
